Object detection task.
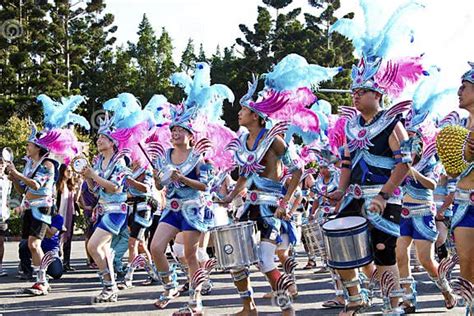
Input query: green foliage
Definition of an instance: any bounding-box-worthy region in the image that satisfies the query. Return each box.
[0,0,355,135]
[0,115,30,165]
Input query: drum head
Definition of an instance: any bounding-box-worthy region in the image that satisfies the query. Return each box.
[72,157,88,173]
[2,147,13,162]
[322,216,367,231]
[212,221,253,231]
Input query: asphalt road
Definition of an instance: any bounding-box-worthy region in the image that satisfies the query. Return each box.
[0,241,467,315]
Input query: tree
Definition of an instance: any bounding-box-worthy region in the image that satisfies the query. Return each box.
[128,14,160,102]
[156,27,177,98]
[197,43,207,63]
[179,38,196,74]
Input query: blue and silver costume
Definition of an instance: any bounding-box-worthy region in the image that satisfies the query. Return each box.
[337,103,412,238]
[400,153,440,242]
[226,121,301,244]
[21,157,59,226]
[156,148,213,232]
[91,154,129,235]
[311,171,340,225]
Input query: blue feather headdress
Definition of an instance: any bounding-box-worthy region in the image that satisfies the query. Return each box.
[405,67,457,134]
[462,61,474,84]
[330,0,426,98]
[170,62,235,132]
[36,94,90,130]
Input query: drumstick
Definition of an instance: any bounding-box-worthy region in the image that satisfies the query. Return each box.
[138,143,156,170]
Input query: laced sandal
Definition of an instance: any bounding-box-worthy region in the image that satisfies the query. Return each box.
[93,285,118,303]
[154,288,180,309]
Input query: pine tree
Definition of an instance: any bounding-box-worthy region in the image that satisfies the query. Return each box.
[156,27,176,98]
[197,43,207,63]
[179,38,196,74]
[128,13,160,102]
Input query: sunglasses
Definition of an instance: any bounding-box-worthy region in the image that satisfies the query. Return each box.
[351,89,371,97]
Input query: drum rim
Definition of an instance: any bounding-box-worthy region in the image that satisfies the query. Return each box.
[322,216,367,231]
[211,220,254,231]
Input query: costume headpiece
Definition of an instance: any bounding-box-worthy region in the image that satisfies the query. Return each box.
[36,94,90,130]
[170,62,234,132]
[404,68,457,158]
[242,54,340,143]
[239,74,288,120]
[30,94,86,163]
[330,0,426,98]
[461,61,474,84]
[97,112,118,147]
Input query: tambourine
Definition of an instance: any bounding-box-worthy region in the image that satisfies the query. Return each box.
[158,165,176,186]
[1,147,13,162]
[71,156,90,173]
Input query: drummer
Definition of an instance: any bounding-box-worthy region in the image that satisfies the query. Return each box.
[307,148,347,309]
[309,148,340,229]
[327,68,418,315]
[221,78,303,316]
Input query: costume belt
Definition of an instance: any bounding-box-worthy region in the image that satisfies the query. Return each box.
[96,202,128,215]
[245,190,281,206]
[401,203,434,218]
[347,184,402,205]
[454,189,474,205]
[166,196,202,212]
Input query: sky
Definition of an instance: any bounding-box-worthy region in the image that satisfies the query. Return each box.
[105,0,474,115]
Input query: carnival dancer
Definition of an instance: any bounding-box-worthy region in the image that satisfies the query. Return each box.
[81,111,132,303]
[6,94,86,295]
[299,165,317,270]
[396,99,457,312]
[118,157,157,289]
[436,62,474,315]
[328,1,427,313]
[220,90,302,316]
[150,62,234,315]
[307,146,346,309]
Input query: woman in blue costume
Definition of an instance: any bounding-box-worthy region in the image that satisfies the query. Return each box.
[396,124,456,313]
[150,114,213,314]
[82,114,129,303]
[6,94,85,296]
[118,158,157,289]
[7,125,59,296]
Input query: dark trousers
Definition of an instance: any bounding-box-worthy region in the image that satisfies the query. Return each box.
[19,240,63,279]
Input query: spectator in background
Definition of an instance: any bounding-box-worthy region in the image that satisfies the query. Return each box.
[56,164,76,271]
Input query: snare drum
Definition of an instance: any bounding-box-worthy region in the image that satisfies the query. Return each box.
[211,221,258,270]
[301,220,328,258]
[322,216,372,269]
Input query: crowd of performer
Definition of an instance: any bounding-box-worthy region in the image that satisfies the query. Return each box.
[0,1,473,316]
